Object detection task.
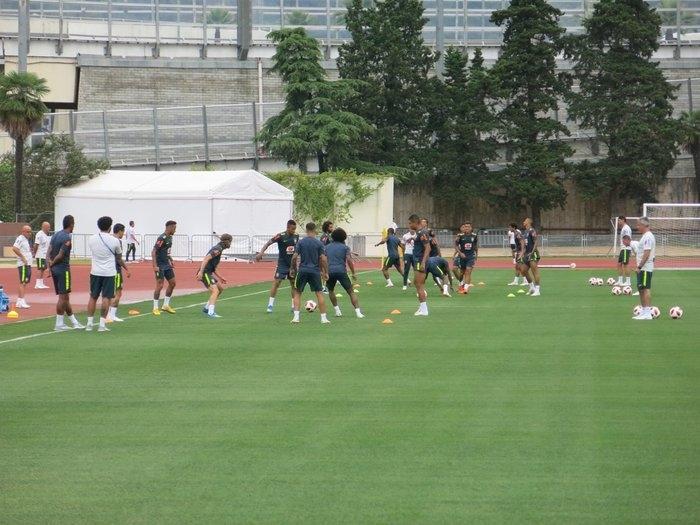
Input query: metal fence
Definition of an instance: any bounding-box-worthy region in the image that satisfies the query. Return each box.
[2,0,700,47]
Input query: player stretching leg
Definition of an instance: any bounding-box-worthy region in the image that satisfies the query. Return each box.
[522,217,541,296]
[196,234,232,319]
[256,220,299,313]
[455,221,478,293]
[290,222,330,324]
[428,255,453,297]
[375,228,404,287]
[401,229,416,290]
[152,220,177,315]
[632,218,656,320]
[409,214,431,316]
[325,228,364,318]
[616,215,633,286]
[108,223,131,322]
[33,221,51,289]
[47,215,84,331]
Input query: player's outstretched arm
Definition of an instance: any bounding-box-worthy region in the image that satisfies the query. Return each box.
[255,236,276,262]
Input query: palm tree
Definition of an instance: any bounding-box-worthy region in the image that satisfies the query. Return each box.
[206,7,234,42]
[286,10,313,26]
[0,72,48,218]
[679,110,700,200]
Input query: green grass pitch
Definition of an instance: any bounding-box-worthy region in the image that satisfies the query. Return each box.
[1,269,699,523]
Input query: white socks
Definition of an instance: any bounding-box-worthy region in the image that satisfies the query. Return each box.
[153,299,159,309]
[419,302,428,314]
[86,316,94,327]
[55,314,64,328]
[163,296,171,307]
[69,314,79,326]
[208,304,215,315]
[268,297,275,307]
[109,306,117,319]
[99,317,106,329]
[320,313,328,322]
[334,305,342,316]
[293,311,300,322]
[355,308,363,318]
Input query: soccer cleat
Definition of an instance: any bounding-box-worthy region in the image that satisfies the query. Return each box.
[321,319,331,324]
[335,312,343,317]
[386,282,394,288]
[207,312,222,319]
[633,313,653,320]
[85,325,93,332]
[98,326,111,332]
[202,306,208,314]
[414,310,429,316]
[531,290,541,296]
[632,291,640,296]
[442,289,451,298]
[519,282,528,286]
[112,316,124,322]
[507,279,519,286]
[16,302,30,309]
[54,325,72,332]
[72,322,85,329]
[402,286,407,291]
[152,308,161,316]
[161,305,176,314]
[291,318,300,324]
[266,305,273,313]
[356,312,365,319]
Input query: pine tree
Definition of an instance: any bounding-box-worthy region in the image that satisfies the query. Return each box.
[337,0,437,175]
[490,0,573,227]
[565,0,679,210]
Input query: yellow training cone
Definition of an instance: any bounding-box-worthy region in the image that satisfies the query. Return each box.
[382,318,394,324]
[6,310,19,319]
[391,309,401,315]
[517,289,526,294]
[336,293,344,298]
[507,293,516,298]
[366,282,373,286]
[128,309,140,315]
[478,281,485,286]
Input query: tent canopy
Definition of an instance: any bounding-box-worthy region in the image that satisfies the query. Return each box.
[55,169,294,238]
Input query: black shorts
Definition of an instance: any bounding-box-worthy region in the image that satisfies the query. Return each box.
[201,271,218,289]
[115,270,124,291]
[382,256,401,270]
[275,265,291,280]
[326,272,353,293]
[155,267,175,281]
[618,249,631,265]
[403,253,415,269]
[523,250,541,265]
[637,270,652,290]
[36,258,47,270]
[52,269,71,295]
[295,271,323,293]
[18,265,32,284]
[90,274,116,300]
[413,255,427,274]
[458,254,476,270]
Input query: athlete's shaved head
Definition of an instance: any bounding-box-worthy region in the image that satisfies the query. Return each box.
[41,221,50,233]
[21,224,31,237]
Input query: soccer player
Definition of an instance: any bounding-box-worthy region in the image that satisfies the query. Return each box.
[325,227,364,318]
[632,218,656,320]
[108,223,131,323]
[401,229,416,290]
[86,216,123,332]
[47,215,84,331]
[33,221,51,289]
[410,214,431,316]
[522,217,541,296]
[125,220,139,262]
[507,222,526,286]
[375,227,404,287]
[427,254,453,297]
[320,221,334,245]
[290,222,329,324]
[616,215,633,286]
[256,220,299,313]
[152,220,177,315]
[454,222,478,293]
[196,233,232,319]
[12,224,33,309]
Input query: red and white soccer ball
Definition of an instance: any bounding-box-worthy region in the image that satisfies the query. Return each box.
[606,277,616,286]
[622,286,632,295]
[633,305,643,316]
[611,286,622,296]
[596,278,605,286]
[669,306,684,319]
[650,306,661,319]
[305,300,317,312]
[588,277,597,286]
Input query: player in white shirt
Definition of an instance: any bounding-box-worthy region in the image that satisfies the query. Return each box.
[125,220,139,262]
[631,217,656,320]
[86,216,124,332]
[401,230,416,290]
[507,222,526,285]
[33,221,51,289]
[12,225,33,309]
[616,215,633,286]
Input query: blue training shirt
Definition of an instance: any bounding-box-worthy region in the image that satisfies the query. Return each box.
[48,230,72,272]
[295,236,325,274]
[326,242,350,274]
[386,235,401,259]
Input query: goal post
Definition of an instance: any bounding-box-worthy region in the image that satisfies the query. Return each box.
[640,203,700,269]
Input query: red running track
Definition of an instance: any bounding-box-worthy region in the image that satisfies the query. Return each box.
[0,257,609,324]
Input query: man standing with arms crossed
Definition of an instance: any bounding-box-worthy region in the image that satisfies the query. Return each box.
[632,217,656,320]
[47,215,84,331]
[12,224,33,309]
[86,216,123,332]
[290,222,330,324]
[33,221,51,289]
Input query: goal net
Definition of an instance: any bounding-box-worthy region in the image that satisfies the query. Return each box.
[638,204,700,269]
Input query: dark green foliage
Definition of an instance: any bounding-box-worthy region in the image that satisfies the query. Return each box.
[0,135,107,223]
[490,0,573,226]
[337,0,437,177]
[564,0,680,208]
[678,110,700,200]
[258,28,373,173]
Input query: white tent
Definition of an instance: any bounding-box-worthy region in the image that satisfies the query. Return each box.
[55,170,294,238]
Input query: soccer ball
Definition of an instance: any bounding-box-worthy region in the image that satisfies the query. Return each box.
[606,277,616,286]
[611,286,622,296]
[596,278,604,286]
[650,306,661,319]
[305,300,317,312]
[669,306,684,319]
[570,262,576,269]
[588,277,597,286]
[622,286,632,295]
[633,305,643,316]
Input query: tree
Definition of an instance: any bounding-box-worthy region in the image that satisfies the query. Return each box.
[431,48,498,205]
[564,0,680,211]
[337,0,437,176]
[0,71,49,219]
[206,7,234,41]
[490,0,573,226]
[258,28,373,173]
[678,110,700,200]
[286,10,313,26]
[0,135,107,223]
